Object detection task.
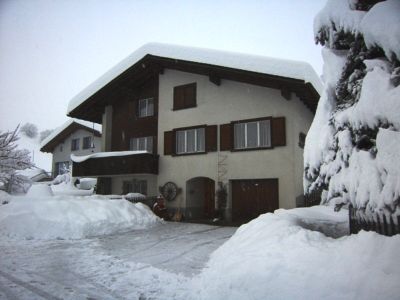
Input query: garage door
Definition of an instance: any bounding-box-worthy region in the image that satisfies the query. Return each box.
[231,179,279,222]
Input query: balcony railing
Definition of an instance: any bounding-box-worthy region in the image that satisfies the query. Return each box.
[72,152,159,177]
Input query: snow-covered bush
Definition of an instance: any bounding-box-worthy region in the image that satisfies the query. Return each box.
[0,126,34,193]
[20,123,38,139]
[304,0,400,216]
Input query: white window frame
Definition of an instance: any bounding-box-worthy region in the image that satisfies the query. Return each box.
[138,98,154,118]
[234,119,271,150]
[175,127,205,154]
[129,136,153,153]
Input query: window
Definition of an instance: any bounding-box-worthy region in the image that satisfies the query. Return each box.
[176,127,205,154]
[138,98,154,117]
[129,136,153,153]
[82,136,92,149]
[55,161,69,175]
[123,180,147,195]
[173,83,196,110]
[234,119,271,150]
[71,138,80,151]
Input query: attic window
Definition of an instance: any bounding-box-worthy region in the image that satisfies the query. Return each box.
[173,83,196,110]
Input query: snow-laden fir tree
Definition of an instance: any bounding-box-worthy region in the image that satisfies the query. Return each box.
[0,126,34,193]
[304,0,400,216]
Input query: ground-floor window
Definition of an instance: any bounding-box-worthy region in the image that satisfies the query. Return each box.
[55,161,70,175]
[122,179,147,195]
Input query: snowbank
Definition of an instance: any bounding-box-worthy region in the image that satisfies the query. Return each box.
[194,208,400,300]
[0,195,160,240]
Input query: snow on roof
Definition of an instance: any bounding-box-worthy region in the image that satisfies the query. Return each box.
[40,118,102,149]
[67,43,323,114]
[71,151,147,163]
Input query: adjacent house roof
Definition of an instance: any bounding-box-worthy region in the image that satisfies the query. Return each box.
[68,43,322,123]
[40,119,102,153]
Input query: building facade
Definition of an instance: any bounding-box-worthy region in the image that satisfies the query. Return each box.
[68,43,321,222]
[40,120,102,178]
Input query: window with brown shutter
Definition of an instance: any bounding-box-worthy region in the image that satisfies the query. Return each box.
[271,117,286,147]
[164,131,174,155]
[173,83,197,110]
[164,124,216,156]
[205,125,217,152]
[220,123,233,151]
[221,116,286,151]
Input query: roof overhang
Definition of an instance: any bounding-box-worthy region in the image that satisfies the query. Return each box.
[68,52,321,123]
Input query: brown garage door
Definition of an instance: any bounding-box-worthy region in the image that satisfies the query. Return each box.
[232,179,279,222]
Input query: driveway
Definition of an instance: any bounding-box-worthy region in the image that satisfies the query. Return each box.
[0,222,236,299]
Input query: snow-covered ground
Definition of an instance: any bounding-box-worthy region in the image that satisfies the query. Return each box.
[0,192,399,299]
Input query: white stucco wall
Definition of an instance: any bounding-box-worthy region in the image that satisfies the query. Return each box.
[157,69,314,212]
[52,128,102,176]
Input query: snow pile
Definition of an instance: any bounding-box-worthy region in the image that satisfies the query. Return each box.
[194,209,400,300]
[67,43,322,113]
[0,190,11,204]
[26,184,54,197]
[275,205,348,238]
[305,0,400,214]
[0,195,160,240]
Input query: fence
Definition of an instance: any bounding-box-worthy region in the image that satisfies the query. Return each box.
[304,189,322,207]
[349,205,400,236]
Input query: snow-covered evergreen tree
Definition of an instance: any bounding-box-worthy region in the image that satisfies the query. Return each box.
[0,126,34,193]
[304,0,400,216]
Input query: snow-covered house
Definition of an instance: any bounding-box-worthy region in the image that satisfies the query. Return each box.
[67,43,321,222]
[40,119,102,178]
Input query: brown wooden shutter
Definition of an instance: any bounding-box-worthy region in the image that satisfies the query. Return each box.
[173,86,185,110]
[205,125,217,152]
[184,83,196,108]
[271,117,286,147]
[220,123,232,151]
[164,131,174,155]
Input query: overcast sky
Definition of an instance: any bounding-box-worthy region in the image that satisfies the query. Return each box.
[0,0,326,133]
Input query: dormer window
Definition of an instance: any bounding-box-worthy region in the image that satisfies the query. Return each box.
[138,98,154,117]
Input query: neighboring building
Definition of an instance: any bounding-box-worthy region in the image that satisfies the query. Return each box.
[40,119,102,178]
[67,43,322,223]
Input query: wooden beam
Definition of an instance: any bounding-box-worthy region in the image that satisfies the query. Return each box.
[209,73,221,86]
[281,89,292,100]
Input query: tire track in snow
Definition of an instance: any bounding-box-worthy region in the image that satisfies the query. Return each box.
[0,270,62,300]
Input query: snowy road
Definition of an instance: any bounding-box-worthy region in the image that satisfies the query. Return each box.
[0,222,236,299]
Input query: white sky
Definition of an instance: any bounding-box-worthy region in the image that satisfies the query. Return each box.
[0,0,326,132]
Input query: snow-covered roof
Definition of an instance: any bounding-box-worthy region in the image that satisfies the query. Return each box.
[40,119,102,153]
[68,43,323,114]
[71,151,147,163]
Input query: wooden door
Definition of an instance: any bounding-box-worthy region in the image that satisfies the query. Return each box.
[232,179,279,222]
[203,178,215,218]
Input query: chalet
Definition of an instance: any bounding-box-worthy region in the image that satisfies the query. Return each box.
[67,43,322,223]
[40,119,102,178]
